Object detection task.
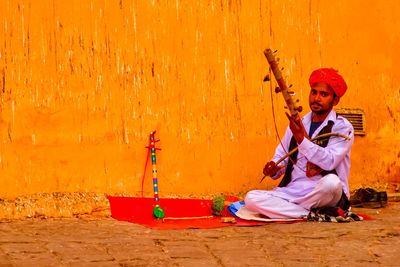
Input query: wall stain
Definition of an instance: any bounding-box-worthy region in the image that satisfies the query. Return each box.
[0,0,398,197]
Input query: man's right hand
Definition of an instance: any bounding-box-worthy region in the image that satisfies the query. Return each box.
[263,161,283,177]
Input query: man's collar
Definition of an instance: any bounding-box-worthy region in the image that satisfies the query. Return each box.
[304,109,337,125]
[325,109,338,124]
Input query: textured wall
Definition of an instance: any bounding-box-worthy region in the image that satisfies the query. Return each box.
[0,0,399,198]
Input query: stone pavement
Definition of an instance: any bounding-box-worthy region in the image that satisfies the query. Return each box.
[0,203,399,267]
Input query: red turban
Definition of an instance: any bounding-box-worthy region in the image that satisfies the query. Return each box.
[309,68,347,97]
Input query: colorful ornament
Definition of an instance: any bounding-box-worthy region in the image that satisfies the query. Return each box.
[145,131,165,219]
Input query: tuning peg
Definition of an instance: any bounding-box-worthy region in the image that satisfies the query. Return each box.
[263,74,270,82]
[296,106,303,112]
[277,57,280,62]
[288,84,293,88]
[296,99,300,103]
[288,91,295,96]
[281,67,284,71]
[275,87,281,93]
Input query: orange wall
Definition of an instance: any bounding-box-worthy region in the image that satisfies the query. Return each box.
[0,0,399,198]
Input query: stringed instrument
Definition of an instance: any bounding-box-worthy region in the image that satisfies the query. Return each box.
[261,49,316,181]
[263,48,306,131]
[260,49,351,183]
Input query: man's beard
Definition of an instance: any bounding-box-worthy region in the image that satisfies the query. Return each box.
[310,102,332,115]
[313,109,330,115]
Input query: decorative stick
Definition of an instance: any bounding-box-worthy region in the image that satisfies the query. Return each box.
[162,216,214,221]
[146,131,165,219]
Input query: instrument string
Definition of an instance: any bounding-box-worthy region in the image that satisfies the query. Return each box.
[269,69,297,167]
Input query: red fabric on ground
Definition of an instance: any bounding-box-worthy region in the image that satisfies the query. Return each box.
[108,196,304,229]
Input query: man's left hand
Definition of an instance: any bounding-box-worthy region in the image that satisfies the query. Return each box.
[285,112,305,144]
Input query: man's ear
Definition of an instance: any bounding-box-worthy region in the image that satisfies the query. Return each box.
[333,96,340,106]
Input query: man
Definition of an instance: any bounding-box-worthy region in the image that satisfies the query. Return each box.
[244,68,354,219]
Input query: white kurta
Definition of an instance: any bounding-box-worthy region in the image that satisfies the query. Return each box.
[245,110,354,218]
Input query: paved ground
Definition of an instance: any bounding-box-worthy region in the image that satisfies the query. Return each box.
[0,203,399,267]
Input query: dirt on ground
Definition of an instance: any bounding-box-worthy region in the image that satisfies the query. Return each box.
[0,202,399,266]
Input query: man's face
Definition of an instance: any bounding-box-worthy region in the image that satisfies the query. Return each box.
[308,83,339,115]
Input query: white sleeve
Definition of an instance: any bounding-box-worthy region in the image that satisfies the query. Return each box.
[270,127,292,179]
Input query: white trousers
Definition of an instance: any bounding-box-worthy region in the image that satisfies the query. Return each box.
[244,174,343,219]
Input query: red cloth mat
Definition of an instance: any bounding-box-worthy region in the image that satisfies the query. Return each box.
[108,196,303,229]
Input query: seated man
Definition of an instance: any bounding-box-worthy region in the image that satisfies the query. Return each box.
[245,68,354,219]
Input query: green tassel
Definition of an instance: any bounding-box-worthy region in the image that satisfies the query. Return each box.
[212,195,225,216]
